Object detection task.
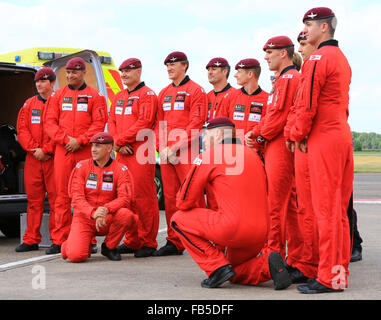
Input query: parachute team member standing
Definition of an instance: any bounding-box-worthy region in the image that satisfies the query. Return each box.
[153,51,207,256]
[289,7,354,294]
[217,59,268,137]
[15,67,57,252]
[171,116,291,290]
[205,57,235,120]
[61,132,139,262]
[107,58,159,258]
[245,37,301,261]
[45,57,108,254]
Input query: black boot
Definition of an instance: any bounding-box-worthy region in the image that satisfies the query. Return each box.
[45,244,61,255]
[152,241,183,257]
[201,265,236,288]
[134,246,156,258]
[350,248,362,262]
[297,279,344,294]
[101,243,121,261]
[116,243,136,254]
[15,243,39,252]
[268,252,292,290]
[290,268,310,284]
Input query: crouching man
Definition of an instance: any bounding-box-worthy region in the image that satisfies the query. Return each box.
[61,132,139,262]
[171,117,291,289]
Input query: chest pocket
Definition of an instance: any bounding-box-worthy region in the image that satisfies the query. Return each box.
[77,96,89,112]
[173,94,186,111]
[102,172,114,191]
[85,172,98,190]
[31,109,41,124]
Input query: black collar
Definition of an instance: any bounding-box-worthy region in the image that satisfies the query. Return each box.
[214,83,231,96]
[279,65,297,77]
[128,81,145,94]
[37,94,47,103]
[94,158,113,168]
[68,82,87,91]
[221,138,242,145]
[241,86,262,96]
[172,75,190,87]
[318,39,339,49]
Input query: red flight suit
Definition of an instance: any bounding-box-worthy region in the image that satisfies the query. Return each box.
[289,40,353,289]
[171,139,269,278]
[251,66,301,258]
[17,94,57,245]
[61,158,138,262]
[284,75,319,279]
[155,75,207,252]
[45,83,108,245]
[206,84,235,120]
[216,86,268,136]
[108,82,159,250]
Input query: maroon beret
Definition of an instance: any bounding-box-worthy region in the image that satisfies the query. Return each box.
[65,57,86,70]
[34,67,56,81]
[303,7,335,22]
[263,36,294,51]
[297,31,307,43]
[164,51,188,64]
[235,58,260,70]
[119,58,142,70]
[203,116,235,130]
[89,132,114,144]
[206,57,229,69]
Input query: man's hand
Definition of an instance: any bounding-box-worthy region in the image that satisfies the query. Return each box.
[119,144,134,155]
[31,148,51,161]
[113,145,121,152]
[285,141,295,153]
[244,131,255,148]
[296,138,308,153]
[93,207,109,232]
[65,136,81,153]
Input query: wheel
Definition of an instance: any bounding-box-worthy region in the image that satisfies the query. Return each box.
[154,165,165,210]
[0,216,20,238]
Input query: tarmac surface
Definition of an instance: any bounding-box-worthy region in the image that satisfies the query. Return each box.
[0,173,380,302]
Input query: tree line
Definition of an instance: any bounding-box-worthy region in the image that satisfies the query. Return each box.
[352,132,381,151]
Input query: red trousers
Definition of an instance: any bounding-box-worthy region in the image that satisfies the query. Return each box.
[308,133,353,289]
[61,208,138,263]
[264,135,294,257]
[52,145,91,245]
[23,154,57,245]
[171,208,267,277]
[118,151,159,250]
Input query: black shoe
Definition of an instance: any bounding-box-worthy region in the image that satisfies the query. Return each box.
[116,243,136,254]
[101,243,121,261]
[290,268,310,284]
[201,265,236,288]
[15,243,39,252]
[350,248,362,263]
[268,252,292,290]
[91,244,98,254]
[284,260,297,273]
[297,279,344,294]
[134,246,156,258]
[152,241,183,257]
[45,244,61,255]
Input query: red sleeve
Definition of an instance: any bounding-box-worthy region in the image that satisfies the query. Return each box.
[68,162,95,220]
[115,90,158,146]
[16,100,38,154]
[45,91,70,146]
[107,95,118,138]
[154,89,165,152]
[76,92,108,146]
[170,86,207,152]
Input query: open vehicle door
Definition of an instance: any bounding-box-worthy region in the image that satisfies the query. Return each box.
[43,50,108,103]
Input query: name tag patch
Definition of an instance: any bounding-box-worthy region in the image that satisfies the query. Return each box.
[31,116,41,124]
[173,102,184,111]
[86,180,97,189]
[115,106,123,115]
[62,103,73,111]
[102,182,113,191]
[77,104,88,112]
[248,113,261,122]
[233,112,245,121]
[124,107,132,115]
[163,103,171,111]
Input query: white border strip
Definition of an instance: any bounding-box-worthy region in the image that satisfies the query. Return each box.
[0,254,61,272]
[354,199,381,204]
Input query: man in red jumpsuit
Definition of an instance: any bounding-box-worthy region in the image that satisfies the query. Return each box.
[245,37,301,262]
[289,7,353,294]
[283,31,319,283]
[206,57,235,120]
[171,116,291,289]
[217,59,268,139]
[45,57,108,254]
[15,68,57,252]
[107,58,159,258]
[153,51,207,256]
[61,132,138,262]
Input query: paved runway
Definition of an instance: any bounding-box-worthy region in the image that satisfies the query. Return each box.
[0,173,380,302]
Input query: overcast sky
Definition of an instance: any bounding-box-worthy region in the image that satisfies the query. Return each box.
[1,0,380,133]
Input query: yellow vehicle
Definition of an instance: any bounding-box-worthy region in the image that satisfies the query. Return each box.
[0,47,124,108]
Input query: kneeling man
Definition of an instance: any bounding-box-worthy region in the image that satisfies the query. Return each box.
[171,117,291,289]
[61,132,139,262]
